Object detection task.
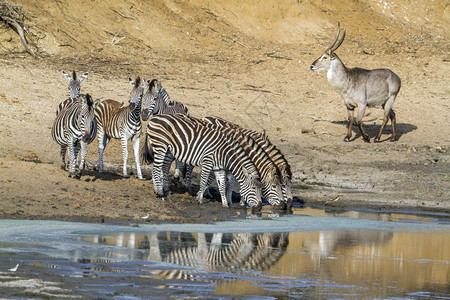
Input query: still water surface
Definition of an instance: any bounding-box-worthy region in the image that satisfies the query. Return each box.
[0,206,449,299]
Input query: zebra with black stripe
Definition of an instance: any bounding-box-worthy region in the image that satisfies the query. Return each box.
[203,116,293,209]
[140,79,189,120]
[141,78,189,181]
[176,114,283,208]
[95,77,145,179]
[51,93,99,178]
[56,70,89,116]
[142,114,262,210]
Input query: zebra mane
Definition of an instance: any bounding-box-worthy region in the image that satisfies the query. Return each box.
[85,93,93,109]
[72,70,77,80]
[134,76,141,88]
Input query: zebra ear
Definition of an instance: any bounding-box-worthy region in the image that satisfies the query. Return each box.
[129,77,134,86]
[93,99,101,108]
[79,72,88,82]
[62,70,71,81]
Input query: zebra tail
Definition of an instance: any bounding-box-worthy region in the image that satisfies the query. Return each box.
[141,134,154,164]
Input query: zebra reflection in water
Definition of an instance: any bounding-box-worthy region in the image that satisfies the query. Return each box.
[82,232,288,280]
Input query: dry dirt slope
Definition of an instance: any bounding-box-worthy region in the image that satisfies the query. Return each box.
[0,0,448,222]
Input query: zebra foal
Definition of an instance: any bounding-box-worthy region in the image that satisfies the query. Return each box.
[142,114,263,210]
[95,77,145,179]
[51,93,99,178]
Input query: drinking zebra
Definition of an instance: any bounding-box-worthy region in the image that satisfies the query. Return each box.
[176,114,283,209]
[56,70,89,116]
[51,94,99,178]
[95,77,145,179]
[142,114,263,210]
[203,116,293,209]
[141,78,189,182]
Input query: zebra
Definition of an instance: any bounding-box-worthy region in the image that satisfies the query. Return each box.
[203,116,293,209]
[51,93,100,178]
[56,70,89,116]
[176,114,284,209]
[95,77,145,179]
[142,114,263,210]
[140,79,189,120]
[141,78,190,182]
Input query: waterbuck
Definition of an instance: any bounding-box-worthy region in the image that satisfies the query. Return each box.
[310,23,401,143]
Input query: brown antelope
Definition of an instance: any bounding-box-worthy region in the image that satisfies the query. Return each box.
[310,23,401,142]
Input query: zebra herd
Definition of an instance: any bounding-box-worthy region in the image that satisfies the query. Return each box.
[51,71,292,212]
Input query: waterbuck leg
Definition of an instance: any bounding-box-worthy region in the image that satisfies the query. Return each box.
[344,108,354,142]
[355,104,370,142]
[389,109,397,142]
[374,114,390,143]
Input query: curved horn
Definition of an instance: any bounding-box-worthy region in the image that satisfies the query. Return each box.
[331,26,346,51]
[326,22,341,52]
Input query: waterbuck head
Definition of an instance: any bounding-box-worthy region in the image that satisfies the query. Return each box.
[141,79,161,121]
[310,23,346,72]
[128,76,144,111]
[63,70,88,100]
[78,94,100,142]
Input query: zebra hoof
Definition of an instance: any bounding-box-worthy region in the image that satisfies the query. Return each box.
[123,174,130,178]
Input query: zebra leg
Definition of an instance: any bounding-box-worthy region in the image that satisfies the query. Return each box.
[226,172,235,207]
[161,153,174,197]
[120,135,130,178]
[174,160,185,182]
[97,128,108,173]
[152,150,173,199]
[74,144,81,170]
[60,145,67,170]
[197,159,214,204]
[214,170,229,207]
[131,134,143,180]
[185,164,195,196]
[76,140,88,179]
[67,138,76,177]
[151,151,166,198]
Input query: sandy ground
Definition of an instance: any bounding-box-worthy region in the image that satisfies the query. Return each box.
[0,1,448,224]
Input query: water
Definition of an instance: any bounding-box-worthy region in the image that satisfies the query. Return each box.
[0,206,449,299]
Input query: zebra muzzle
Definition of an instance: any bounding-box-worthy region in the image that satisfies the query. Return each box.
[82,131,91,142]
[141,109,150,121]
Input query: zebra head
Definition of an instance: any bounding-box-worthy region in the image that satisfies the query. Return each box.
[63,70,88,100]
[261,166,284,207]
[78,94,100,142]
[280,165,293,207]
[141,79,161,121]
[240,166,262,211]
[128,76,144,112]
